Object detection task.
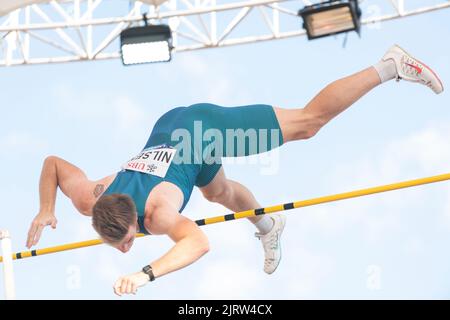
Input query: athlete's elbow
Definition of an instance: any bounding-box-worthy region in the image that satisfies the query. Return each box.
[195,234,210,256]
[201,242,210,255]
[199,246,210,258]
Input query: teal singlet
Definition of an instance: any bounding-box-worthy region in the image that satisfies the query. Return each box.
[103,103,284,234]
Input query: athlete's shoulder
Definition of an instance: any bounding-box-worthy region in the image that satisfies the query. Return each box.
[146,181,184,210]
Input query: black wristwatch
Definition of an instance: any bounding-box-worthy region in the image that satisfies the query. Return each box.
[142,265,155,282]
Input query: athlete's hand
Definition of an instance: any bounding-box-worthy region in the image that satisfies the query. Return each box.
[113,271,149,296]
[26,212,57,248]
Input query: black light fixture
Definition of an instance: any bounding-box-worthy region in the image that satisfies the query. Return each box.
[298,0,362,40]
[120,15,173,65]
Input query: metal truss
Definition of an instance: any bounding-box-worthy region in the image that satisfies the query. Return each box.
[0,0,449,66]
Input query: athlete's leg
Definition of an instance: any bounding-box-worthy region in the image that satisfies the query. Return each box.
[276,44,443,143]
[199,167,285,274]
[199,168,262,223]
[275,67,381,142]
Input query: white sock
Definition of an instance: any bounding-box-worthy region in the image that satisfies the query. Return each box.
[253,216,274,235]
[373,59,397,83]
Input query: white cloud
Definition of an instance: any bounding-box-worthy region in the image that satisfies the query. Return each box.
[52,84,107,119]
[440,186,450,227]
[206,78,232,102]
[94,251,123,283]
[112,95,149,132]
[176,54,209,78]
[382,124,450,175]
[402,236,426,256]
[51,84,151,135]
[194,259,262,299]
[283,247,335,298]
[0,131,48,156]
[175,53,252,104]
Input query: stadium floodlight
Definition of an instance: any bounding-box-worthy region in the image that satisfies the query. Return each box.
[120,23,173,65]
[298,0,362,40]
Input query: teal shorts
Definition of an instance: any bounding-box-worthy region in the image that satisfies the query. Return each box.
[146,103,284,188]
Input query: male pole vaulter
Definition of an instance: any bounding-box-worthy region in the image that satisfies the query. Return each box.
[26,45,443,296]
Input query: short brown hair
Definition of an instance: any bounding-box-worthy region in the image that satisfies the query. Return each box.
[92,194,137,243]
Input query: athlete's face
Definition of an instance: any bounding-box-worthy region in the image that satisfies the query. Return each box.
[114,223,137,253]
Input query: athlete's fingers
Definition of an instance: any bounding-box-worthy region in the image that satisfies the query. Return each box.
[131,283,137,295]
[120,279,128,295]
[126,279,133,294]
[26,226,35,248]
[26,222,39,248]
[51,219,57,229]
[113,279,122,296]
[32,224,45,246]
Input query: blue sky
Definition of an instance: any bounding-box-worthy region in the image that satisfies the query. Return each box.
[1,3,450,299]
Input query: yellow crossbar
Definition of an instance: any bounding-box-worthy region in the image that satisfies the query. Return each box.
[1,172,449,263]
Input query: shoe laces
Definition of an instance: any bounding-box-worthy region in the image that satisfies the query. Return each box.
[399,56,435,90]
[255,231,279,250]
[401,55,423,77]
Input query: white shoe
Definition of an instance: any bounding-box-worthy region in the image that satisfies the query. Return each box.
[255,214,286,275]
[382,44,444,94]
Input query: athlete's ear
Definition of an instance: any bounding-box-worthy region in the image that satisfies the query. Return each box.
[135,219,140,232]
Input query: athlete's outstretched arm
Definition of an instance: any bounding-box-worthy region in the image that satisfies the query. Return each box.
[26,156,95,248]
[151,215,210,277]
[113,206,209,296]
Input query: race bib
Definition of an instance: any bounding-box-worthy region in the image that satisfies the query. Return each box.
[122,145,176,178]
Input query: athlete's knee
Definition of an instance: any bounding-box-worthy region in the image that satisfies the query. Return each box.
[202,182,233,204]
[291,109,324,140]
[302,121,322,139]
